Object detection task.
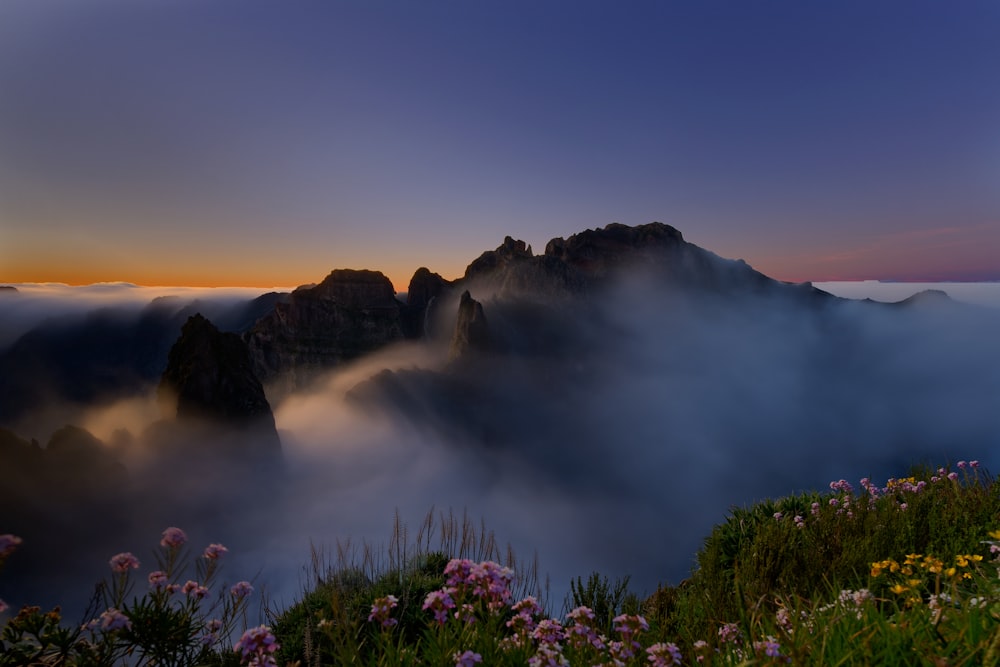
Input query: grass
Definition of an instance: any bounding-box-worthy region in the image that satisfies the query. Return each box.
[3,461,1000,665]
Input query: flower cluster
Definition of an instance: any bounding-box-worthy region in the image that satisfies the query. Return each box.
[235,625,280,667]
[444,558,515,610]
[85,607,132,632]
[109,552,140,573]
[160,527,187,549]
[368,594,399,628]
[872,551,984,607]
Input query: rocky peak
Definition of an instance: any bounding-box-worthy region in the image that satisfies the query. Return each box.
[309,269,400,309]
[244,269,406,397]
[159,315,274,422]
[544,222,686,274]
[464,236,535,281]
[450,291,491,359]
[406,267,451,310]
[156,313,281,462]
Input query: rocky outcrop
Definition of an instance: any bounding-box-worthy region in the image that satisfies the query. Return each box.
[403,267,452,338]
[244,269,406,395]
[406,267,451,310]
[450,291,491,359]
[158,314,281,461]
[0,285,17,294]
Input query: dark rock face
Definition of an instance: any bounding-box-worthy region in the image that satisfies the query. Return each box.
[457,223,782,299]
[244,269,406,395]
[158,314,281,461]
[404,267,452,338]
[450,291,491,359]
[406,267,451,310]
[0,285,17,293]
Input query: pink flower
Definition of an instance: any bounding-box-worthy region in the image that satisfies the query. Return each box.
[647,642,683,666]
[98,608,132,631]
[109,552,140,573]
[0,599,7,613]
[948,472,959,481]
[182,580,209,599]
[235,625,279,665]
[0,534,22,557]
[230,581,254,599]
[148,570,169,590]
[203,543,228,560]
[368,594,399,628]
[532,618,565,645]
[160,527,187,549]
[423,588,456,625]
[453,650,482,667]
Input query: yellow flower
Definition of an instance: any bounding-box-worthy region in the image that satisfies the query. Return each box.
[945,567,957,578]
[988,529,1000,541]
[907,579,922,588]
[890,583,909,595]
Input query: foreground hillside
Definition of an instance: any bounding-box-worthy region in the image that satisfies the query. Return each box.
[3,458,1000,665]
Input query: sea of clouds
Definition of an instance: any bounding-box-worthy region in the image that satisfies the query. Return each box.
[1,279,999,617]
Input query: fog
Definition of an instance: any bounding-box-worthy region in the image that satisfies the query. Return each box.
[1,278,999,620]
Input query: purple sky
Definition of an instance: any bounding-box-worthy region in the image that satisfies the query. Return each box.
[1,0,998,288]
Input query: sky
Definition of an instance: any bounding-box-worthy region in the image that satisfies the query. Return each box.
[1,0,998,289]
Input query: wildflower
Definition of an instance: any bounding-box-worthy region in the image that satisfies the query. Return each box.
[794,515,805,528]
[565,606,604,650]
[532,618,565,644]
[109,552,140,573]
[692,639,709,664]
[754,636,784,659]
[508,597,542,633]
[958,461,967,469]
[98,608,132,632]
[971,460,980,468]
[0,534,22,557]
[235,625,279,666]
[182,580,209,599]
[423,588,456,625]
[368,594,399,628]
[647,642,683,666]
[203,543,228,560]
[947,472,958,481]
[453,650,482,667]
[811,502,820,516]
[148,570,169,590]
[614,614,648,658]
[773,512,783,520]
[230,581,254,599]
[455,603,476,624]
[0,599,7,613]
[160,527,187,549]
[200,619,223,646]
[529,643,569,667]
[718,622,741,644]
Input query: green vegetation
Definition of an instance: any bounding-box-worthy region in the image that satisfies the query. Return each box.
[4,462,1000,665]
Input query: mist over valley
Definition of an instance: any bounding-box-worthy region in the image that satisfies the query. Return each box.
[2,223,999,617]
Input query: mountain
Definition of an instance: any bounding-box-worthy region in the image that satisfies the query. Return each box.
[153,313,282,464]
[244,269,409,399]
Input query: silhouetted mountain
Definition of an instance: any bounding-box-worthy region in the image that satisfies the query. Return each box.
[244,269,408,398]
[154,314,281,465]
